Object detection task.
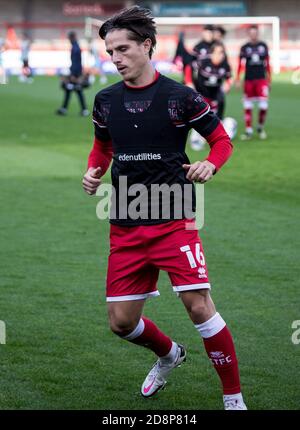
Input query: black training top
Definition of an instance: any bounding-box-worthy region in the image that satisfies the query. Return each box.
[194,58,231,99]
[239,41,269,80]
[193,40,213,62]
[92,73,219,226]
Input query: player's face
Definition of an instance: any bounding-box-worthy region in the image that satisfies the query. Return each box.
[249,28,259,43]
[105,29,151,82]
[211,46,225,65]
[202,29,213,43]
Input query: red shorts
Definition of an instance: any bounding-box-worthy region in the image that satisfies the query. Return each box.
[244,79,269,100]
[106,219,210,302]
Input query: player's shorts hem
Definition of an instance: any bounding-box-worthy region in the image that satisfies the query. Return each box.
[106,291,160,302]
[243,96,268,101]
[172,283,211,292]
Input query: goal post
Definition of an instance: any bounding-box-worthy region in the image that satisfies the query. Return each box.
[85,17,103,39]
[85,15,280,74]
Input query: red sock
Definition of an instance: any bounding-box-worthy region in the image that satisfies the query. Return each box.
[258,109,267,127]
[195,313,241,395]
[123,317,172,357]
[244,108,252,128]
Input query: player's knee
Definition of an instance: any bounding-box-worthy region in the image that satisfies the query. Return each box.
[243,99,253,110]
[108,313,138,337]
[109,319,135,337]
[185,291,215,320]
[189,302,209,319]
[258,100,268,110]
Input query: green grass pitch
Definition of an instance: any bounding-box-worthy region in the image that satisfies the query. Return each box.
[0,73,299,410]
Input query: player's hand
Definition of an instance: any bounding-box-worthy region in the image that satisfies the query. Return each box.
[183,160,216,183]
[82,167,102,195]
[235,79,241,89]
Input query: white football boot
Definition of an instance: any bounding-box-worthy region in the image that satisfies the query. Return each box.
[240,127,253,141]
[141,344,186,397]
[257,127,267,140]
[223,393,247,410]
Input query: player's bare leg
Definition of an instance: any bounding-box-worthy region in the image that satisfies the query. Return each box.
[257,99,268,139]
[108,299,145,336]
[180,289,247,410]
[108,300,186,397]
[241,99,253,140]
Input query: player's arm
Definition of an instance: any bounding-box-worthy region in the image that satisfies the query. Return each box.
[235,47,245,87]
[183,120,233,183]
[184,63,194,88]
[265,52,272,86]
[83,137,113,195]
[83,95,113,195]
[223,63,233,93]
[182,92,233,183]
[223,77,233,93]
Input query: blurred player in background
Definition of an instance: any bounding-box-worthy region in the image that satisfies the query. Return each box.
[195,42,232,119]
[82,6,247,410]
[185,25,214,90]
[236,25,271,140]
[185,42,233,150]
[193,24,214,62]
[56,32,89,116]
[0,36,7,84]
[19,33,33,83]
[212,26,228,120]
[173,31,194,85]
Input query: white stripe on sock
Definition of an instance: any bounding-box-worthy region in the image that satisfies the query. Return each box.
[122,318,145,341]
[194,312,226,339]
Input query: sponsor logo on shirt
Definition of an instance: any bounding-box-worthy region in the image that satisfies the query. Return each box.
[118,153,162,161]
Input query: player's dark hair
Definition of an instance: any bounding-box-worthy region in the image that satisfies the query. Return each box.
[99,6,157,59]
[203,24,214,32]
[68,31,77,41]
[249,25,258,31]
[215,26,226,36]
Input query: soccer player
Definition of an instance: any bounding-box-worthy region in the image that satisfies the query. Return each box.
[212,26,228,119]
[185,42,233,149]
[236,25,271,140]
[189,42,232,119]
[173,31,195,85]
[56,32,89,117]
[185,26,233,149]
[184,25,214,90]
[82,6,247,410]
[193,24,214,62]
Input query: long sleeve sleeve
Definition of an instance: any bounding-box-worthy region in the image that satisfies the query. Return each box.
[87,137,113,175]
[205,122,233,171]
